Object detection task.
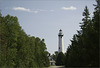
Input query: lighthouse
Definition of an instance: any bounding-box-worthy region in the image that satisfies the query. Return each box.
[58,29,64,53]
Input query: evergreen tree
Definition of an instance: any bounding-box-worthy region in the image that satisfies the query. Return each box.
[65,0,99,67]
[56,52,65,66]
[91,0,99,66]
[51,51,58,61]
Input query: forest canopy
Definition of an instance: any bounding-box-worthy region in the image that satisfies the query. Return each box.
[0,13,50,68]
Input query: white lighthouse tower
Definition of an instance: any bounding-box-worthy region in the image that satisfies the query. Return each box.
[58,29,64,53]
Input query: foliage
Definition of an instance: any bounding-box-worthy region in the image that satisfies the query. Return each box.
[65,0,99,67]
[51,51,58,61]
[56,52,65,66]
[0,13,50,68]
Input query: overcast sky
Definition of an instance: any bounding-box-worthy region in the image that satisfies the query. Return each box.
[0,0,96,54]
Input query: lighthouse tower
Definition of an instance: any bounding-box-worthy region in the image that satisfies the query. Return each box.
[58,29,64,53]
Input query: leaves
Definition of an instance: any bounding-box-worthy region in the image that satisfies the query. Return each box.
[56,52,65,66]
[0,13,49,67]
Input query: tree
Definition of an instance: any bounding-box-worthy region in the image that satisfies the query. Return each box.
[65,0,99,67]
[0,13,49,67]
[80,6,91,30]
[51,51,58,61]
[56,52,65,66]
[91,0,99,66]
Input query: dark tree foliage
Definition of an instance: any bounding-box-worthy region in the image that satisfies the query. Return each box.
[65,0,99,67]
[0,13,50,68]
[51,51,58,61]
[56,52,65,66]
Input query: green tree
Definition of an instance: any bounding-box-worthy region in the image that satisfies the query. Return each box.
[51,51,58,61]
[0,14,20,67]
[91,0,99,66]
[56,52,65,66]
[65,0,99,67]
[0,13,49,68]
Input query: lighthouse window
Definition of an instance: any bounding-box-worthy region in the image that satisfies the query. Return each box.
[59,47,60,49]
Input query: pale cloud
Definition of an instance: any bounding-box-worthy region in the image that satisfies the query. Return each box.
[62,6,77,10]
[12,7,54,14]
[37,9,47,11]
[13,7,32,12]
[34,11,38,14]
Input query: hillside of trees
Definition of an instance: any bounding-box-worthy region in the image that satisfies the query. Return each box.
[0,13,50,67]
[65,0,99,67]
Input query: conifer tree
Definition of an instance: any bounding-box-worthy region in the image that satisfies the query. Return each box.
[65,0,99,67]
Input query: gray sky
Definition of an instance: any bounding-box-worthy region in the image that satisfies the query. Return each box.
[0,0,96,54]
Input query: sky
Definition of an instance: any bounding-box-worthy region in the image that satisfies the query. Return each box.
[0,0,96,54]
